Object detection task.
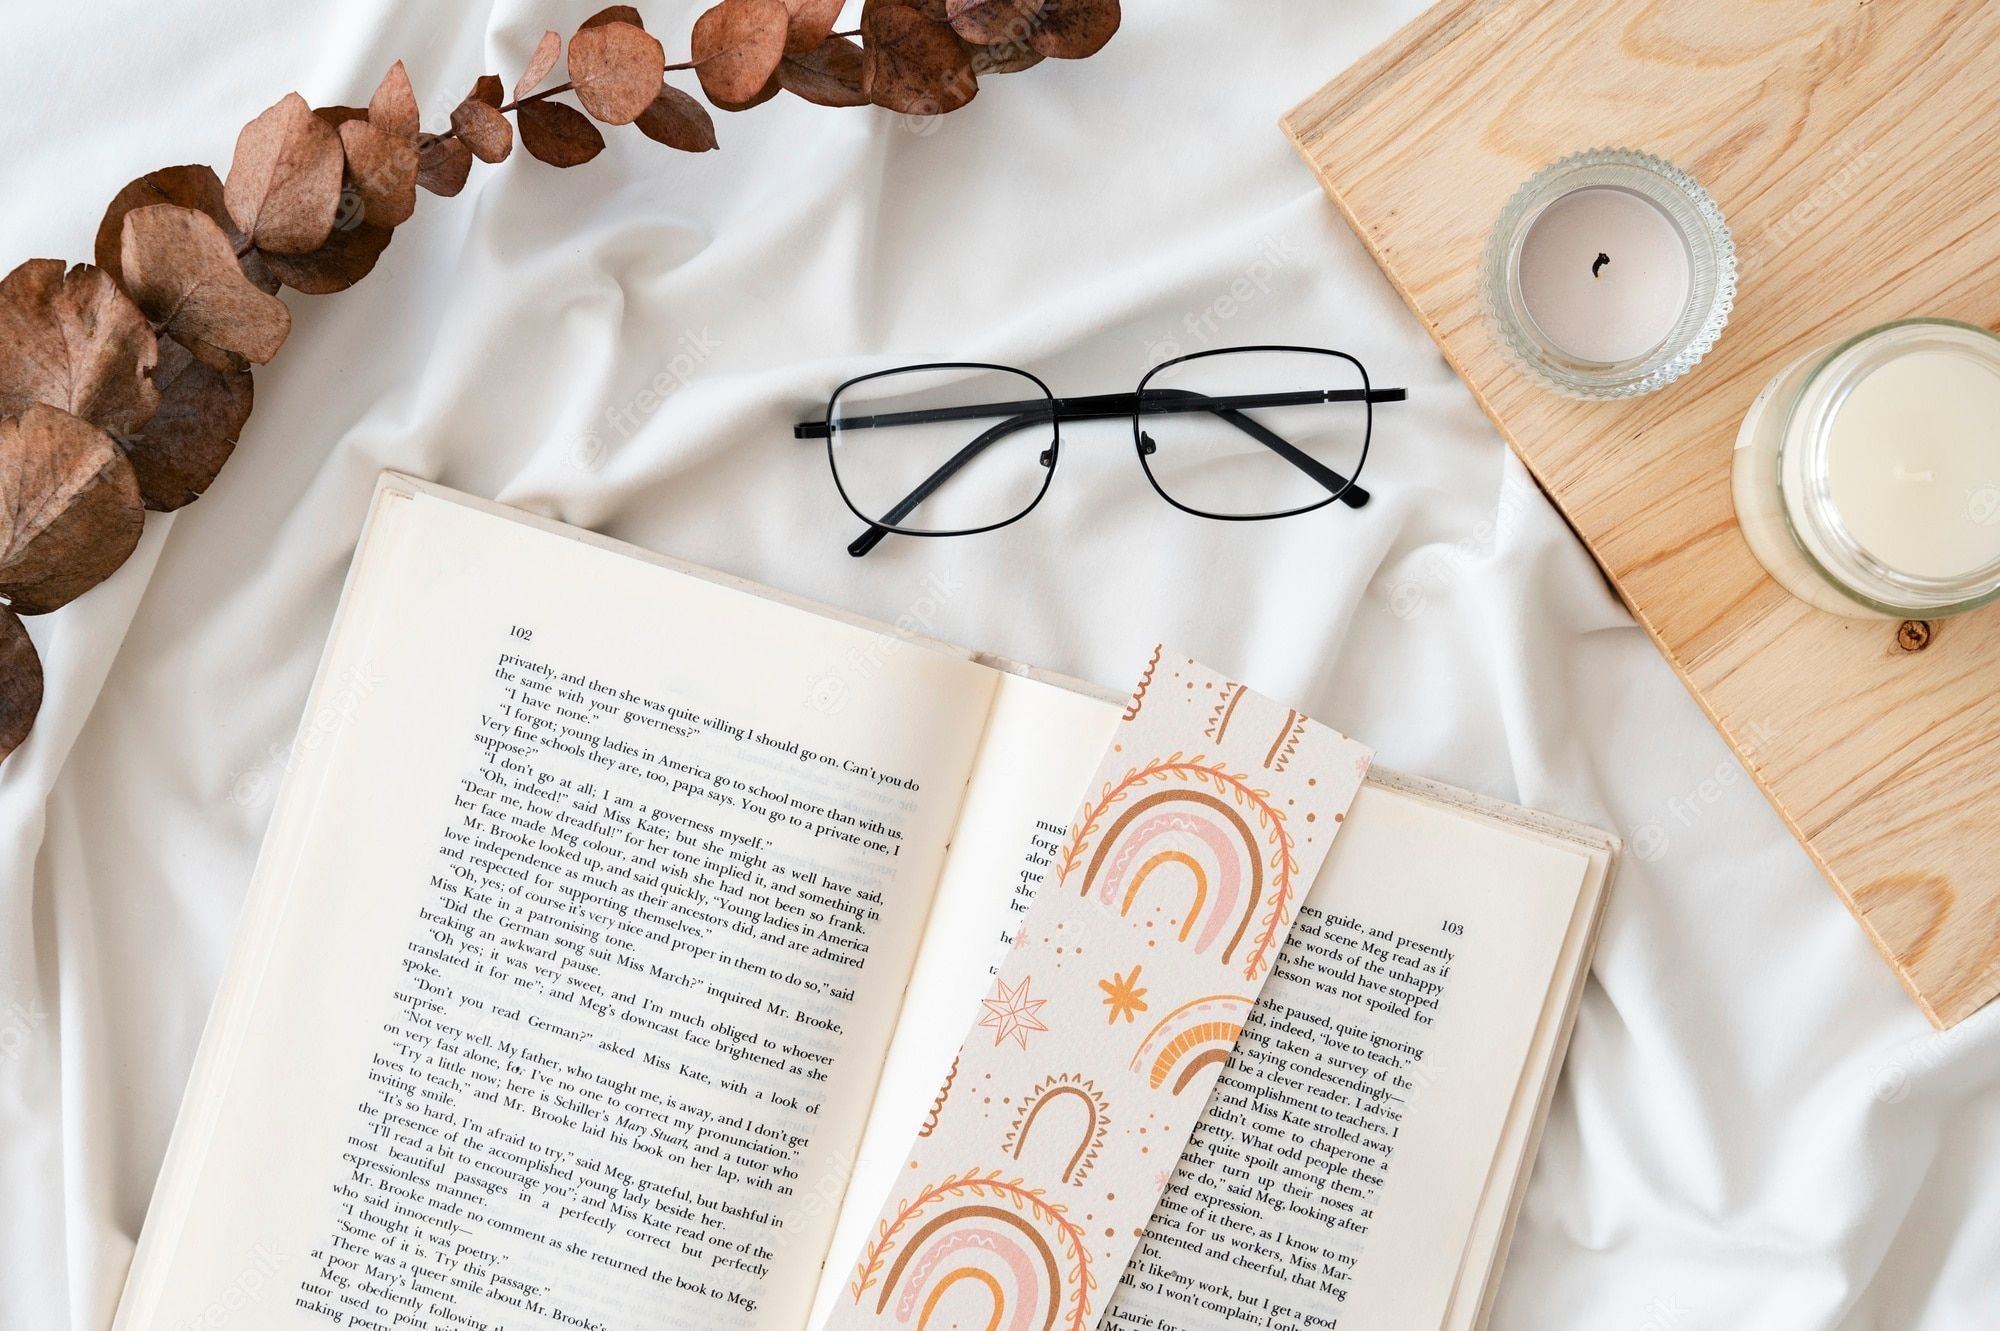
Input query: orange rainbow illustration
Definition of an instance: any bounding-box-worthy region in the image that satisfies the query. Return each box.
[1002,1075,1111,1184]
[1060,755,1300,978]
[851,1171,1095,1331]
[1128,993,1255,1094]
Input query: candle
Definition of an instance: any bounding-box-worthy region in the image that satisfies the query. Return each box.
[1825,348,2000,579]
[1732,319,2000,619]
[1517,187,1692,364]
[1483,150,1734,398]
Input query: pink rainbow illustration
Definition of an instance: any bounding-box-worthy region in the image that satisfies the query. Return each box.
[878,1205,1062,1331]
[1085,790,1264,962]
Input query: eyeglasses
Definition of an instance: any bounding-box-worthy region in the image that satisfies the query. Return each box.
[794,346,1405,556]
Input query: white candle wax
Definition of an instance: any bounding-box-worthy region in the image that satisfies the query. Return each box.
[1826,348,2000,579]
[1517,187,1692,364]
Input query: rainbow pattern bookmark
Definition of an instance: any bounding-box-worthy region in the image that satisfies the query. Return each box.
[826,649,1372,1331]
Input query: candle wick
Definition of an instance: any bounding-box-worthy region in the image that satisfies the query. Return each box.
[1591,251,1611,279]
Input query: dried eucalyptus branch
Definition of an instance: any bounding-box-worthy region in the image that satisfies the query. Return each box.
[0,0,1121,763]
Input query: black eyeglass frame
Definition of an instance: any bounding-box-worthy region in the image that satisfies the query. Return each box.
[795,346,1404,557]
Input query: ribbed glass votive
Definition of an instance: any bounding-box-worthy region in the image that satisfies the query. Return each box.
[1482,149,1736,399]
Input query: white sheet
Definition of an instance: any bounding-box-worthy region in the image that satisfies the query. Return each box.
[1,3,1994,1329]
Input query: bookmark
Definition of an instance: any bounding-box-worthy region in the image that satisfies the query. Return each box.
[826,649,1371,1331]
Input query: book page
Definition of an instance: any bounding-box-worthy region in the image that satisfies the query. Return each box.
[1442,836,1610,1331]
[116,489,1000,1331]
[1104,783,1589,1331]
[808,673,1123,1327]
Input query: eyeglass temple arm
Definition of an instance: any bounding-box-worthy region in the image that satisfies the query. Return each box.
[1133,387,1371,515]
[826,387,1405,557]
[793,387,1405,437]
[846,415,1041,557]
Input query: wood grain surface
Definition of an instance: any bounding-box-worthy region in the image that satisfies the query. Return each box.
[1284,0,2000,1027]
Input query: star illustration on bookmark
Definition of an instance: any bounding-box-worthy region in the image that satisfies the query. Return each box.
[1098,965,1149,1025]
[978,976,1050,1049]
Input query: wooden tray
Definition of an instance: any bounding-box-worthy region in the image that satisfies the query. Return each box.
[1284,0,2000,1028]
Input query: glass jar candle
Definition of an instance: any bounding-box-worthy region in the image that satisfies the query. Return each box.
[1483,149,1736,398]
[1733,319,2000,619]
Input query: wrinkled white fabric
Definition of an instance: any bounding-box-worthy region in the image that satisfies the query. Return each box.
[2,4,1994,1330]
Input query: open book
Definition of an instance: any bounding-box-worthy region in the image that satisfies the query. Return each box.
[112,476,1616,1331]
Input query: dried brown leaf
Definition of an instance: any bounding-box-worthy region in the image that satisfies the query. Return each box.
[945,0,1044,46]
[967,36,1044,75]
[469,74,504,108]
[225,93,345,255]
[368,60,421,139]
[337,120,419,228]
[451,97,515,163]
[416,134,474,197]
[692,0,791,110]
[864,0,947,20]
[0,405,145,615]
[314,105,370,128]
[95,164,279,295]
[121,205,292,366]
[786,0,847,53]
[0,606,40,763]
[581,5,646,29]
[634,86,720,151]
[517,101,606,167]
[569,20,668,125]
[1029,0,1118,58]
[780,37,868,107]
[516,31,563,102]
[863,5,976,115]
[260,221,394,295]
[119,338,253,511]
[734,69,785,112]
[0,260,160,438]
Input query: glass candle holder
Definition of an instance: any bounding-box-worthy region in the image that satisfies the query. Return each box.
[1482,149,1736,398]
[1732,318,2000,619]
